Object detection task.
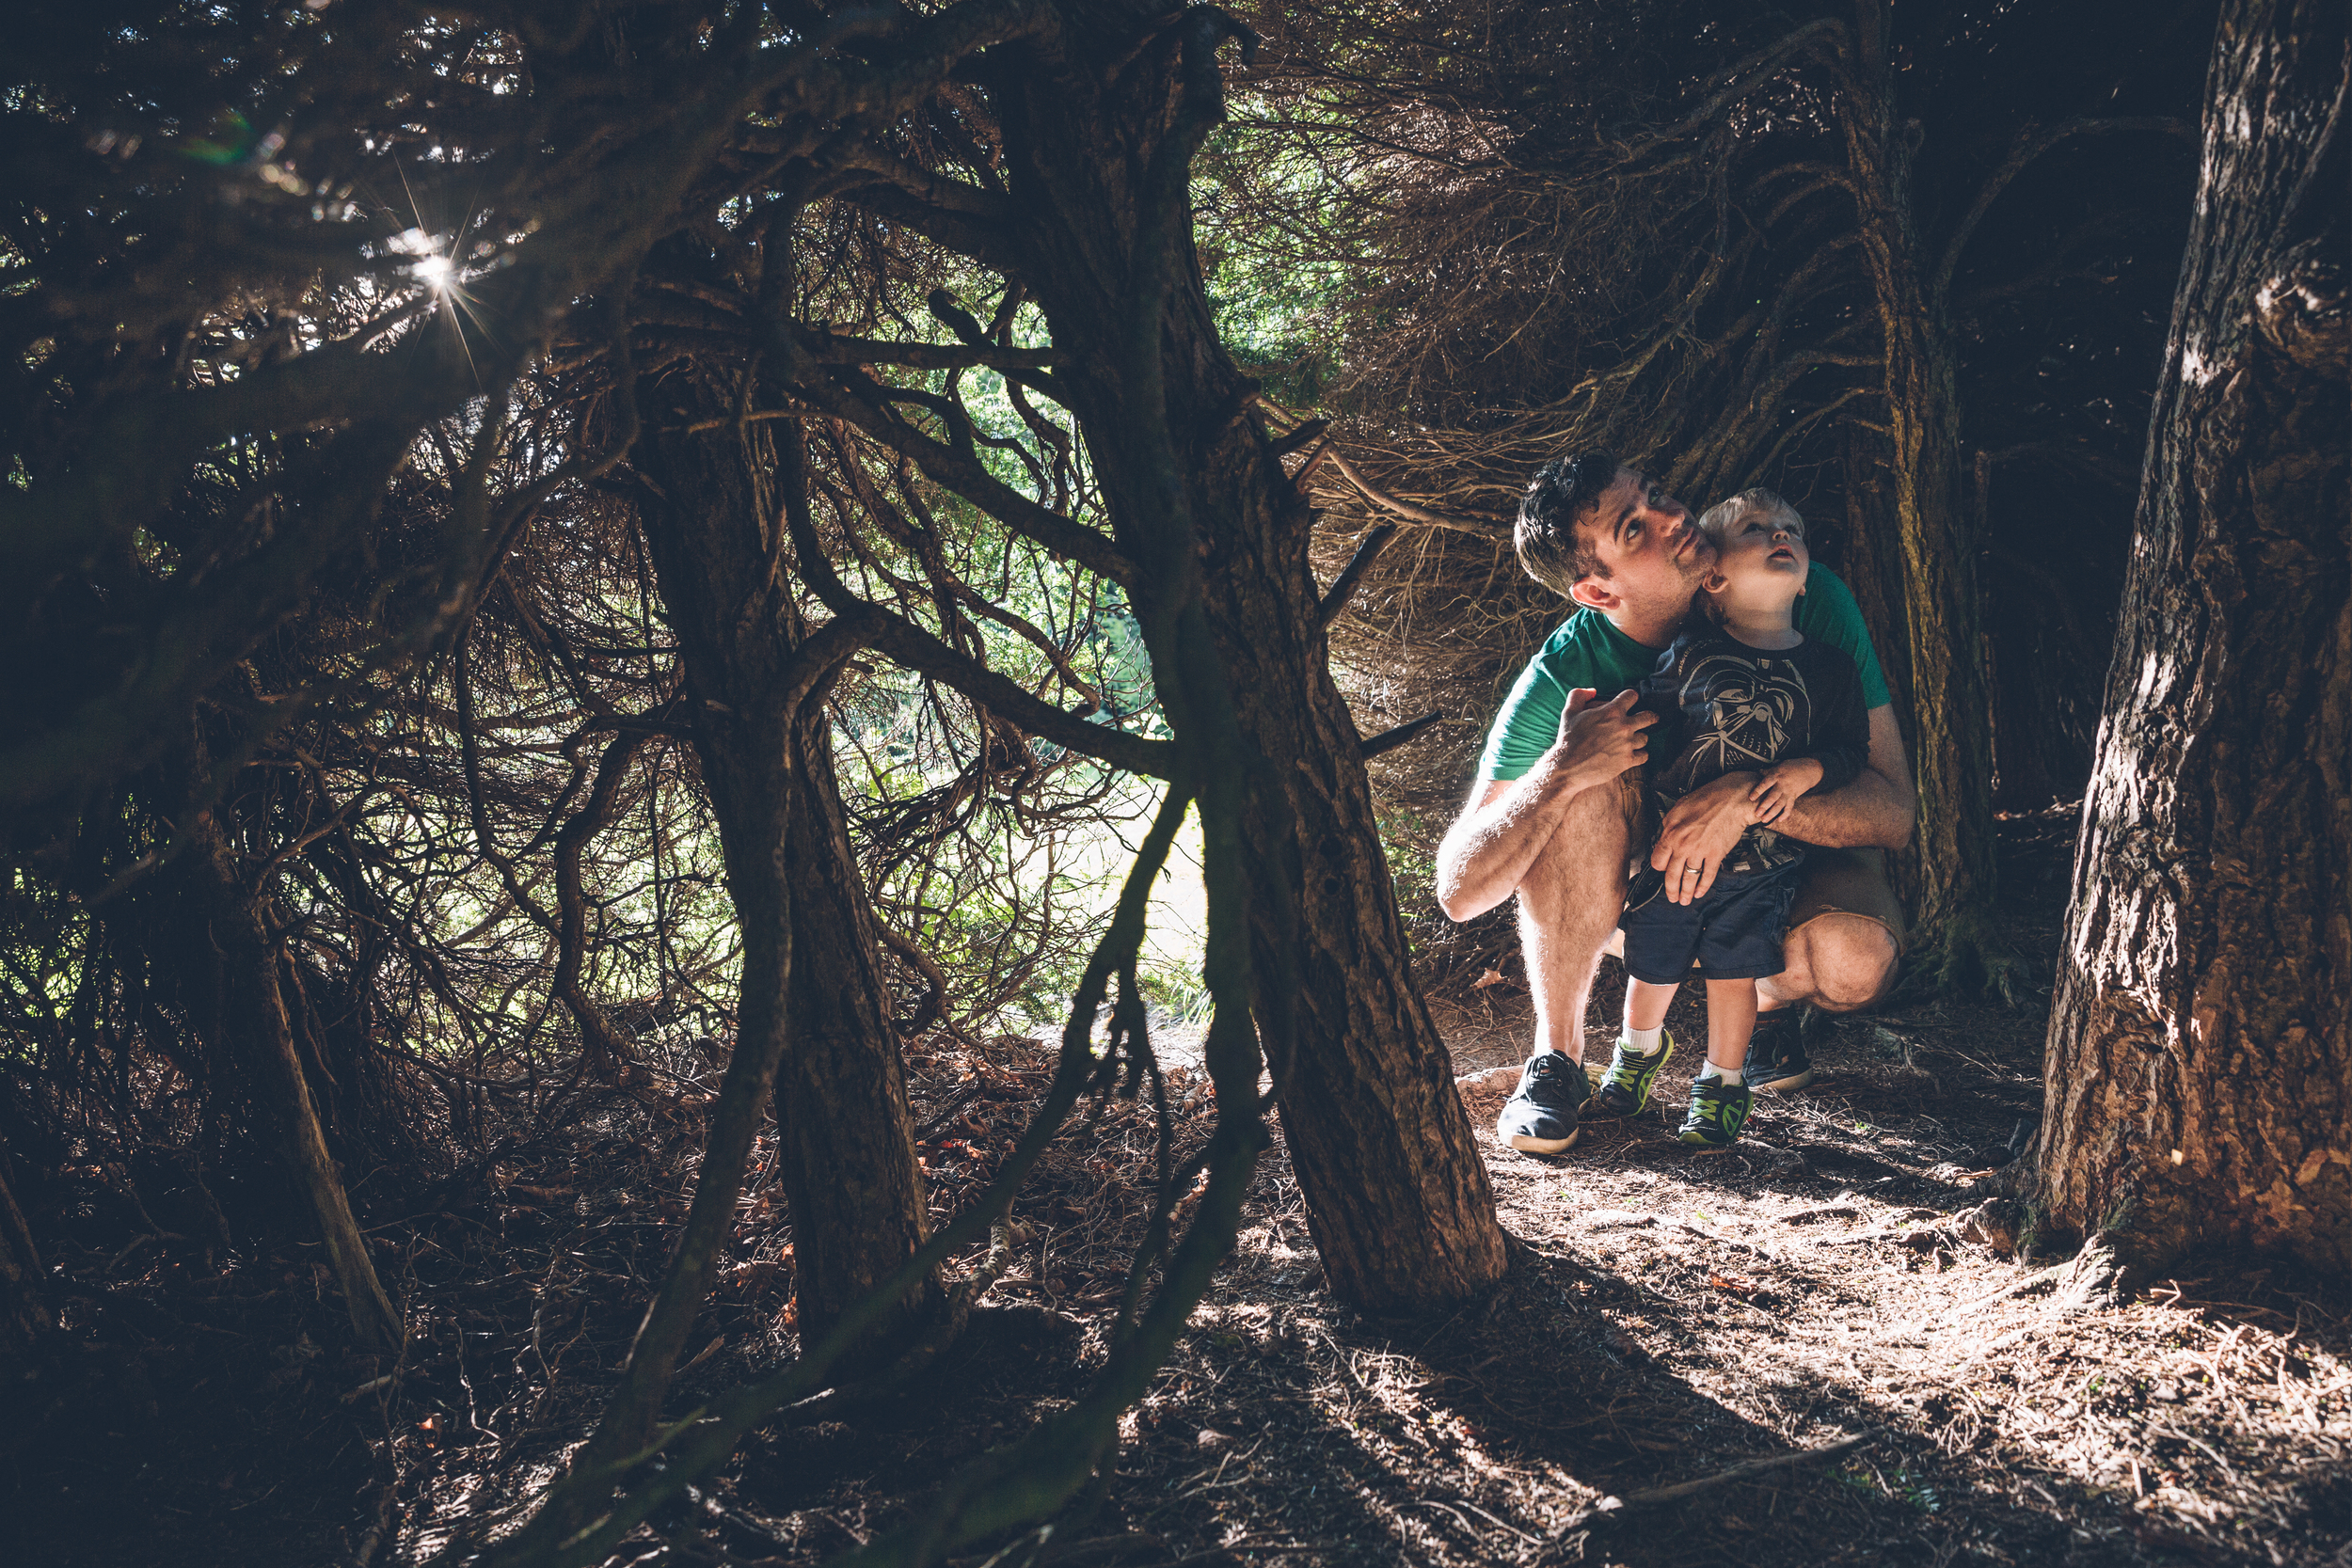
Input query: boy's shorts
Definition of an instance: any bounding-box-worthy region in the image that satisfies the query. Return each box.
[1619,862,1805,984]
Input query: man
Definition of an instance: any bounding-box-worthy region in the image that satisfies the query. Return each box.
[1435,452,1915,1153]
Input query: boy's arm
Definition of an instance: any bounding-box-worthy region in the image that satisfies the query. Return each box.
[1792,656,1871,795]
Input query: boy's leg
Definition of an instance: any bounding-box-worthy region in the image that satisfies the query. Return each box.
[1589,974,1680,1119]
[1625,978,1677,1034]
[1678,977,1759,1150]
[1703,978,1758,1072]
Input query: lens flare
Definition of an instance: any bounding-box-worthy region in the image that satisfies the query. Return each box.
[413,253,453,287]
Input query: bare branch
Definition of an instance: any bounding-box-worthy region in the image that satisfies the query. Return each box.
[1324,445,1510,537]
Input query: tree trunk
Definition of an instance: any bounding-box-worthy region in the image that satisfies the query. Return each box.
[1199,414,1513,1313]
[0,1150,49,1383]
[548,730,652,1079]
[191,812,403,1350]
[1839,7,2010,995]
[2037,0,2348,1275]
[631,358,939,1359]
[1839,423,1922,910]
[983,9,1509,1314]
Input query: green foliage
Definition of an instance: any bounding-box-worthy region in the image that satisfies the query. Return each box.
[1196,121,1348,409]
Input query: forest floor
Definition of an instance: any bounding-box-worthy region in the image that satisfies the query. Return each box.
[5,809,2346,1568]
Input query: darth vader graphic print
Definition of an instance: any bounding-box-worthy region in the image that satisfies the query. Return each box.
[1675,651,1813,780]
[1632,626,1871,874]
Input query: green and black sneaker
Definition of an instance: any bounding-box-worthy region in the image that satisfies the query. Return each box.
[1588,1032,1674,1118]
[1677,1075,1754,1151]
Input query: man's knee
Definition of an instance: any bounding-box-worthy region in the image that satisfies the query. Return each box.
[1784,913,1899,1011]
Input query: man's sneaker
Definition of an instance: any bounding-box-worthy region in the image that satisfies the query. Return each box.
[1497,1051,1590,1153]
[1677,1076,1754,1150]
[1743,1007,1815,1092]
[1589,1033,1675,1119]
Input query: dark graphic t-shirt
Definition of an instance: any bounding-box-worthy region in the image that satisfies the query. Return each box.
[1634,626,1869,874]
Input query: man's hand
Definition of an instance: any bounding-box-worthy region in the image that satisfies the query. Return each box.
[1651,770,1760,903]
[1553,688,1657,791]
[1749,757,1826,825]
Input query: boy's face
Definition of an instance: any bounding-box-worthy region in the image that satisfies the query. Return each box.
[1702,506,1809,615]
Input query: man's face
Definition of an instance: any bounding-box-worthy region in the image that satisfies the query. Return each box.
[1567,468,1709,619]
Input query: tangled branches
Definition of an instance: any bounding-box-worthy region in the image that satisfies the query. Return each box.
[8,7,1504,1568]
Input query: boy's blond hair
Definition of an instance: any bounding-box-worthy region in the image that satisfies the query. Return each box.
[1697,487,1804,543]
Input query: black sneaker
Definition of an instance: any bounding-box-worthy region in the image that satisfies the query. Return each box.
[1743,1008,1815,1092]
[1497,1051,1590,1154]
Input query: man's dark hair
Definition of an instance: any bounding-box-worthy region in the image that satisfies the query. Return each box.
[1515,450,1622,594]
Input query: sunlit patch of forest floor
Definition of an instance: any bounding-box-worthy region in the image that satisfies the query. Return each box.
[7,810,2346,1568]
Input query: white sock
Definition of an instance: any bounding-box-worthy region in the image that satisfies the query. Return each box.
[1625,1024,1664,1057]
[1699,1063,1743,1086]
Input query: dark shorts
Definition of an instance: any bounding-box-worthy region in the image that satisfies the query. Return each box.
[1620,862,1805,984]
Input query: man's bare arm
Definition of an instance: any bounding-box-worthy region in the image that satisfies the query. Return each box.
[1436,689,1653,922]
[1436,775,1573,924]
[1779,705,1915,848]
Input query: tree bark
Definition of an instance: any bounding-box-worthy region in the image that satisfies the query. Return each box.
[630,358,939,1358]
[191,811,403,1350]
[2037,0,2348,1275]
[0,1150,49,1383]
[979,8,1509,1314]
[1839,423,1922,909]
[1839,3,2009,994]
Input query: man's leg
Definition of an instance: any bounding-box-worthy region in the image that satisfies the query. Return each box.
[1516,775,1639,1063]
[1495,778,1638,1154]
[1748,847,1903,1089]
[1760,847,1904,1011]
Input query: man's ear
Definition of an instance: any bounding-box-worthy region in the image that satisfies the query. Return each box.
[1567,575,1620,611]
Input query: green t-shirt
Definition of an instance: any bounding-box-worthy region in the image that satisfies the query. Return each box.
[1476,563,1892,782]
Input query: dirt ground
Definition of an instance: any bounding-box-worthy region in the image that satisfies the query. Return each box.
[6,813,2346,1568]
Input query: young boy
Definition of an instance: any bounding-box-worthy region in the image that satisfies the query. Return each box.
[1586,490,1869,1149]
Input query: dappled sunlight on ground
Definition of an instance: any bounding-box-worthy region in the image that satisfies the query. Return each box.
[8,818,2343,1567]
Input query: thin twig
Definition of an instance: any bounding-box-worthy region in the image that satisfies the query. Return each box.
[1560,1432,1873,1529]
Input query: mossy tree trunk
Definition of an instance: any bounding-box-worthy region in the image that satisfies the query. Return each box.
[2037,0,2348,1275]
[1838,2,2009,995]
[970,6,1510,1313]
[1838,422,1923,909]
[0,1153,49,1384]
[630,356,940,1362]
[191,811,403,1350]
